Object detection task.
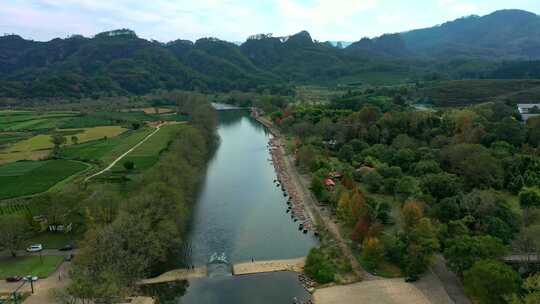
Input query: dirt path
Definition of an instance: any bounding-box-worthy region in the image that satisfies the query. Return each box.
[431,255,471,304]
[84,124,162,182]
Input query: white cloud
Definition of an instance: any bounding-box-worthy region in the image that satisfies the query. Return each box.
[276,0,377,25]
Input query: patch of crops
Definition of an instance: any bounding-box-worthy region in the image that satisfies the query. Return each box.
[0,201,30,216]
[0,160,88,199]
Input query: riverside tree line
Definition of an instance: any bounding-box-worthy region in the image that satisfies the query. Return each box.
[252,87,540,304]
[0,91,215,303]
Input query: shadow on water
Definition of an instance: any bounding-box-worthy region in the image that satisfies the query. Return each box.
[140,280,188,304]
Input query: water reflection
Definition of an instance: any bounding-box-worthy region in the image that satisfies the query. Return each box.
[140,280,188,304]
[178,272,310,304]
[185,111,317,266]
[165,110,316,303]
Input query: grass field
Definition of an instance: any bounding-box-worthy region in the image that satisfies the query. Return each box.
[0,132,31,146]
[5,126,127,153]
[21,233,75,250]
[0,256,63,279]
[0,160,88,199]
[62,127,153,162]
[357,255,403,278]
[111,124,184,171]
[60,111,158,129]
[0,149,50,165]
[0,126,128,165]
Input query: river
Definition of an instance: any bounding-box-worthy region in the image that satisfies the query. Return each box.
[155,110,317,303]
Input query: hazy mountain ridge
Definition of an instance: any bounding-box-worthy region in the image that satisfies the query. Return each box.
[399,9,540,59]
[1,9,540,99]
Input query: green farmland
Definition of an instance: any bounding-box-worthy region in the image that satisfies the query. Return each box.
[0,160,88,199]
[112,124,185,171]
[62,127,154,162]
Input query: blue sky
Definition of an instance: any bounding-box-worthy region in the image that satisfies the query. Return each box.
[1,0,539,42]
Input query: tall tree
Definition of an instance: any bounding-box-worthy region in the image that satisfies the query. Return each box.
[51,134,67,157]
[443,235,507,276]
[464,260,521,304]
[0,216,29,257]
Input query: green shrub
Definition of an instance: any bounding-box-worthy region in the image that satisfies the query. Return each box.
[304,248,336,284]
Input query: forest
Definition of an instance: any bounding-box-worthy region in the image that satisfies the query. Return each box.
[235,86,540,304]
[0,92,218,303]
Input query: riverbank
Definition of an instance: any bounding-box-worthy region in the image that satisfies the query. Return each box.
[139,267,207,285]
[255,116,365,281]
[233,257,305,275]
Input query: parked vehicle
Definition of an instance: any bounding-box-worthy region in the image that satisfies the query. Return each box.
[58,244,74,251]
[26,244,43,252]
[23,276,38,282]
[5,276,22,282]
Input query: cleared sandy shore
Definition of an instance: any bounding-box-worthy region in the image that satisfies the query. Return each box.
[314,280,432,304]
[233,257,306,275]
[138,267,207,284]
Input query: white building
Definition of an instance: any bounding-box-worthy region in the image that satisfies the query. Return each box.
[517,104,540,121]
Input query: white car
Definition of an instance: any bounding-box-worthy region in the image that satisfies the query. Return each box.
[26,244,43,252]
[23,276,38,282]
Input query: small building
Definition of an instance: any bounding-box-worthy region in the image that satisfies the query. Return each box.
[517,104,540,121]
[324,178,336,188]
[329,171,343,179]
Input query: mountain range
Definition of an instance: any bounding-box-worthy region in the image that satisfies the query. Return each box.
[1,9,540,99]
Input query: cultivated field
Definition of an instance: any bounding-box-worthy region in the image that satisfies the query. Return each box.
[0,126,127,165]
[111,124,185,171]
[62,127,154,162]
[0,108,188,199]
[0,160,88,199]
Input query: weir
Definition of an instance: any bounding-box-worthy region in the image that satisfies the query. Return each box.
[148,110,315,303]
[139,257,306,284]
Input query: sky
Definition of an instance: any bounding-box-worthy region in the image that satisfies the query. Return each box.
[1,0,539,43]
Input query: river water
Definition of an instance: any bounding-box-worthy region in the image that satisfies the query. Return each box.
[159,110,317,303]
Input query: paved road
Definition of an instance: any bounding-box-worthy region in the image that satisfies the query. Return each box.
[431,255,471,304]
[85,124,162,182]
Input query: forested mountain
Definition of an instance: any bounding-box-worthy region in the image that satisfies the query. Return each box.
[399,9,540,59]
[1,9,540,99]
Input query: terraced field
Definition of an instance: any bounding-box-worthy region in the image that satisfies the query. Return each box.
[0,111,79,131]
[0,160,88,199]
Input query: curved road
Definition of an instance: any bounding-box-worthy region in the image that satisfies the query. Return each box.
[84,124,162,182]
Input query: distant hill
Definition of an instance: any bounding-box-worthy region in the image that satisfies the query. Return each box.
[402,9,540,59]
[2,9,540,99]
[346,9,540,60]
